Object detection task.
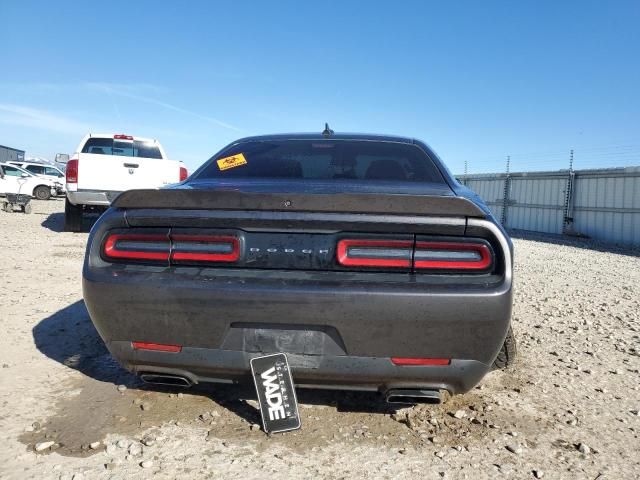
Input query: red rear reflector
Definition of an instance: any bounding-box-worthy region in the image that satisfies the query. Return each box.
[337,239,413,268]
[391,357,451,366]
[103,234,170,261]
[66,159,78,184]
[413,242,492,270]
[132,342,182,353]
[171,235,240,263]
[114,134,133,140]
[179,166,188,181]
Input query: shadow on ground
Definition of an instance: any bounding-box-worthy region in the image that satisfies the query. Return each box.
[41,211,101,233]
[32,300,133,385]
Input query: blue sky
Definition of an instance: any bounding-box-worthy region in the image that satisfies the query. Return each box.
[1,0,639,173]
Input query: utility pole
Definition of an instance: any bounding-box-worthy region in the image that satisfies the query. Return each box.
[563,149,576,234]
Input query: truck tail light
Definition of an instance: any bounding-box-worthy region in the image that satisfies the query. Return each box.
[66,159,78,184]
[171,235,240,263]
[413,242,492,271]
[391,357,451,366]
[103,233,170,261]
[336,239,413,268]
[114,134,133,140]
[179,166,188,181]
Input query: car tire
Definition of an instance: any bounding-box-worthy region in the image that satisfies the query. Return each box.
[33,185,51,201]
[492,326,517,370]
[64,198,83,232]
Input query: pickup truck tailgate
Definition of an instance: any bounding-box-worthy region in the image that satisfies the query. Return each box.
[78,153,180,191]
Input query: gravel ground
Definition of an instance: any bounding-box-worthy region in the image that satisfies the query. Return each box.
[0,199,639,479]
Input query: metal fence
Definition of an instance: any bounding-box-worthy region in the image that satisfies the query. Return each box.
[459,166,640,247]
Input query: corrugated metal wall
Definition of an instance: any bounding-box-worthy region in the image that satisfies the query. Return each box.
[464,176,505,224]
[461,166,640,247]
[0,145,25,163]
[571,169,640,245]
[508,175,566,234]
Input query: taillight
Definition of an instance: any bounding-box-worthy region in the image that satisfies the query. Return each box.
[66,159,78,184]
[103,233,170,261]
[114,134,133,140]
[179,166,188,182]
[413,242,492,271]
[391,357,451,366]
[336,238,493,272]
[102,231,241,264]
[171,235,240,263]
[336,239,413,268]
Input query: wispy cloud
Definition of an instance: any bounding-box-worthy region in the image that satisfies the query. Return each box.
[0,104,93,134]
[85,82,241,132]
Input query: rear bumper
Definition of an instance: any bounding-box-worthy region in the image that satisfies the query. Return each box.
[108,340,490,393]
[67,189,122,206]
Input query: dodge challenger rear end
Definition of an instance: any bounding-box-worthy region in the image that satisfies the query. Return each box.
[83,133,514,404]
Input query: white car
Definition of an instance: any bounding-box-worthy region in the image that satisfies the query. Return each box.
[64,133,188,232]
[0,163,57,200]
[8,161,66,194]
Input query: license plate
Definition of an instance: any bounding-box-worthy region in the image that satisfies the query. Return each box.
[250,353,301,434]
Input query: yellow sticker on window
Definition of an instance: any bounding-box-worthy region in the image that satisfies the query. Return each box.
[217,153,247,171]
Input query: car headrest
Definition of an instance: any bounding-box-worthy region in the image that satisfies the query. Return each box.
[364,159,407,180]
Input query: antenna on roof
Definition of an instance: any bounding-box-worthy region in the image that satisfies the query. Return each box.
[322,123,334,137]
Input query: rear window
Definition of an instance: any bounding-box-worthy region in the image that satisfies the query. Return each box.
[26,165,45,174]
[81,138,163,159]
[195,140,445,183]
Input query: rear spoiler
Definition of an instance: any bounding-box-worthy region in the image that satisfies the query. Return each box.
[112,189,487,217]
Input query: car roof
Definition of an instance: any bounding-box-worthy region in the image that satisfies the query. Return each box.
[14,161,59,167]
[231,132,416,144]
[1,162,30,171]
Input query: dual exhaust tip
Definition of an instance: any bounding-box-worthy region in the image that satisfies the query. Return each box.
[140,374,442,405]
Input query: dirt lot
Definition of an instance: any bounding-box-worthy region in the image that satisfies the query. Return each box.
[0,199,639,479]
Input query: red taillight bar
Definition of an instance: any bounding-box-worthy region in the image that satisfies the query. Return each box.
[391,357,451,366]
[132,342,182,353]
[103,233,241,264]
[179,166,188,182]
[414,242,492,270]
[171,235,240,263]
[103,234,170,261]
[336,239,413,268]
[114,134,133,140]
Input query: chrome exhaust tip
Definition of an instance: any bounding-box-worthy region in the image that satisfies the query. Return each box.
[385,389,442,405]
[140,373,192,387]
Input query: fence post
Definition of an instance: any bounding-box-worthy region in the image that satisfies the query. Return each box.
[463,160,468,185]
[562,149,576,234]
[500,156,511,226]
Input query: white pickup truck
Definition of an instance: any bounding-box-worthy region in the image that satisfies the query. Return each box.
[65,133,188,232]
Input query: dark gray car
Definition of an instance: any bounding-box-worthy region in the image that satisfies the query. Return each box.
[83,133,515,404]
